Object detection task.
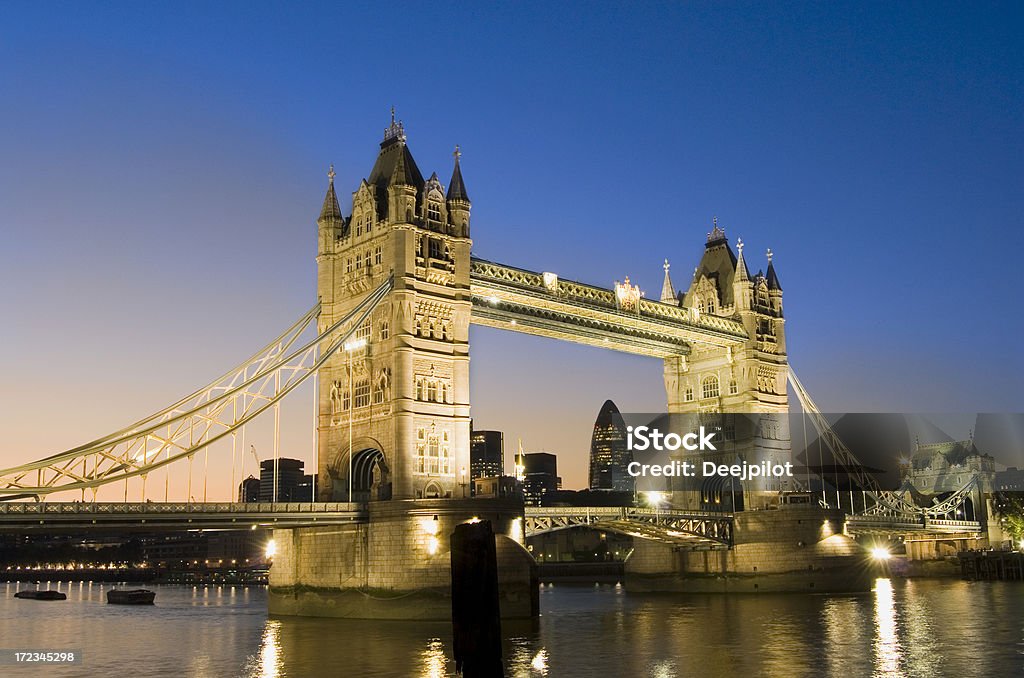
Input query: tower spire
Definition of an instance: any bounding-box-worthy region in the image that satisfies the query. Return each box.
[660,259,676,303]
[446,144,470,202]
[766,248,782,291]
[735,237,749,281]
[318,163,342,226]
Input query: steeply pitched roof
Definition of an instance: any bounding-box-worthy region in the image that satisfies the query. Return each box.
[366,138,425,211]
[766,260,782,291]
[685,235,739,307]
[660,260,676,303]
[318,178,342,225]
[734,241,749,282]
[447,150,469,202]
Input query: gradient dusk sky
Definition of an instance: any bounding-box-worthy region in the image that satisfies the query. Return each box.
[1,2,1021,496]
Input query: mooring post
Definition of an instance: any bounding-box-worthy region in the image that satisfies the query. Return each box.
[451,519,504,677]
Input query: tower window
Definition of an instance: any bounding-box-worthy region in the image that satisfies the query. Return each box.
[354,379,371,408]
[702,376,720,400]
[346,258,353,273]
[355,320,371,343]
[729,380,738,395]
[429,238,443,259]
[364,251,371,270]
[380,320,389,341]
[684,387,694,402]
[374,246,382,266]
[427,201,441,222]
[365,215,372,233]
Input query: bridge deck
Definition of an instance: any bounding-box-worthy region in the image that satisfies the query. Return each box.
[845,514,982,536]
[469,258,748,357]
[525,506,734,549]
[0,502,367,531]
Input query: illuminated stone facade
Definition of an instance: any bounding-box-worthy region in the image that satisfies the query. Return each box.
[316,115,472,501]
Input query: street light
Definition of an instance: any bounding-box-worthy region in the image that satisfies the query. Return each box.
[460,466,467,498]
[343,336,367,504]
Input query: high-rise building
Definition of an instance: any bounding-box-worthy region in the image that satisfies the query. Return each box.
[258,458,308,502]
[588,400,632,493]
[470,429,504,496]
[238,475,260,502]
[517,452,560,506]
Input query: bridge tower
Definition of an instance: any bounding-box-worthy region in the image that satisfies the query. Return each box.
[661,222,792,510]
[316,113,472,502]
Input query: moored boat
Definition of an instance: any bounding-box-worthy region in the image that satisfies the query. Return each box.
[14,590,67,600]
[106,589,156,605]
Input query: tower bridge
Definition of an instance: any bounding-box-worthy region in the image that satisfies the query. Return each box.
[0,114,991,617]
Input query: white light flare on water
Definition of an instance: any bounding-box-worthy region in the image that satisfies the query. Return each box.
[873,578,902,676]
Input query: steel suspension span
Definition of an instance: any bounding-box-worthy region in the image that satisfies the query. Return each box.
[0,277,394,499]
[787,368,978,520]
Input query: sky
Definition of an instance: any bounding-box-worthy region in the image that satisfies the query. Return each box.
[1,2,1022,495]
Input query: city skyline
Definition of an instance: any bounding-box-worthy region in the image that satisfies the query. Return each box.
[2,3,1021,494]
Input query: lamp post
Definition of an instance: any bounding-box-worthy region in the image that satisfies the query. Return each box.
[343,337,367,504]
[460,466,467,498]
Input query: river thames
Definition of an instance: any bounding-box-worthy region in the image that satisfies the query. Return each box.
[2,578,1022,677]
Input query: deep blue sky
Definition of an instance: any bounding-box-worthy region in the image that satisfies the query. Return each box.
[1,2,1021,492]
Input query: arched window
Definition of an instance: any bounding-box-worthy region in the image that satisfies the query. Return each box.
[684,386,694,402]
[379,320,389,341]
[729,379,738,395]
[706,299,715,314]
[702,375,720,400]
[426,381,437,403]
[427,201,441,222]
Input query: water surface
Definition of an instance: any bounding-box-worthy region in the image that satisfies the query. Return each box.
[2,579,1021,677]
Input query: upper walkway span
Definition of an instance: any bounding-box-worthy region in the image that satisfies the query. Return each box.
[468,257,748,357]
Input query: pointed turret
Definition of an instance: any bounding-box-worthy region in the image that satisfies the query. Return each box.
[732,237,752,312]
[766,249,782,291]
[318,164,343,227]
[447,145,470,202]
[446,145,471,237]
[734,238,749,282]
[317,164,344,255]
[660,259,676,303]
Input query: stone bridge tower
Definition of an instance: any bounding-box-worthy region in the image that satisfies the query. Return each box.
[661,221,792,510]
[315,114,472,501]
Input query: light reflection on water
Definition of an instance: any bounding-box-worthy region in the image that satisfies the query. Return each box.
[1,578,1022,677]
[873,578,901,676]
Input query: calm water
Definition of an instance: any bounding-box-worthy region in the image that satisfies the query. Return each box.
[1,578,1022,677]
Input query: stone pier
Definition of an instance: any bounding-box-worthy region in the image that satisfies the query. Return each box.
[625,505,874,593]
[268,498,538,619]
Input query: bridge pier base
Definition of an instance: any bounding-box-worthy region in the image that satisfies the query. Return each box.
[625,506,873,593]
[267,498,538,620]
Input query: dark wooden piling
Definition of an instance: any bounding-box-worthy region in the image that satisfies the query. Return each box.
[451,520,504,677]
